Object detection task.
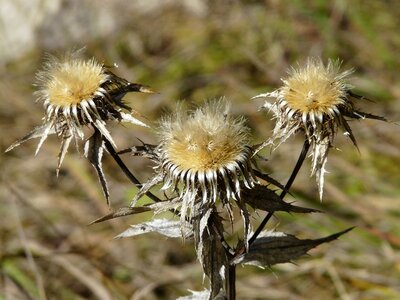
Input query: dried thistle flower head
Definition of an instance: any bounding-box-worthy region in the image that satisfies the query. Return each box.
[280,58,352,118]
[6,52,151,172]
[253,58,386,199]
[159,100,256,205]
[132,100,256,221]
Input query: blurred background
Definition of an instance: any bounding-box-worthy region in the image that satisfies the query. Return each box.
[1,1,400,299]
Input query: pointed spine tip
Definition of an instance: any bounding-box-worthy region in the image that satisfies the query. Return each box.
[127,83,155,94]
[250,94,266,100]
[138,86,155,94]
[5,145,13,153]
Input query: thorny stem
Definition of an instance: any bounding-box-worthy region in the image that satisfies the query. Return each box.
[103,139,162,203]
[248,140,310,246]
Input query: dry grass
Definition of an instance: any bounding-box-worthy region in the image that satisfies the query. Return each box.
[1,1,400,299]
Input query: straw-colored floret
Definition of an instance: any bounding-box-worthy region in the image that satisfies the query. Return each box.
[161,101,249,173]
[282,59,350,115]
[39,57,108,107]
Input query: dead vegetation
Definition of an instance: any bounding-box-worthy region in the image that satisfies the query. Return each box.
[1,1,400,299]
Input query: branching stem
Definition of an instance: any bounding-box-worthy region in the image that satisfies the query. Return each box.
[103,138,163,203]
[248,140,310,245]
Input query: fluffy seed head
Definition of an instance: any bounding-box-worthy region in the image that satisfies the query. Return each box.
[158,100,256,206]
[38,56,108,107]
[163,105,247,172]
[281,58,351,115]
[6,52,150,177]
[253,58,356,199]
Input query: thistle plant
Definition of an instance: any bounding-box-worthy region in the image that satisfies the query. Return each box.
[6,52,152,203]
[252,58,387,199]
[6,54,389,300]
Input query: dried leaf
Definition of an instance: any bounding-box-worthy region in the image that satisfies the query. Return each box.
[351,109,388,122]
[5,124,56,153]
[103,73,154,102]
[120,111,149,128]
[195,208,213,267]
[253,170,287,191]
[56,133,73,176]
[90,198,183,224]
[193,210,228,299]
[94,119,116,148]
[233,227,353,267]
[130,173,164,206]
[243,184,320,213]
[84,131,109,204]
[340,115,358,150]
[117,143,157,158]
[236,198,250,249]
[150,197,182,214]
[310,135,330,200]
[115,219,193,239]
[89,206,152,224]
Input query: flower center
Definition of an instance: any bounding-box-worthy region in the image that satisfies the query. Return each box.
[282,62,347,115]
[46,59,107,107]
[160,101,250,176]
[166,132,243,172]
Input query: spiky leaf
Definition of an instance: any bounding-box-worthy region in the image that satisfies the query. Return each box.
[84,130,109,204]
[89,206,152,224]
[5,124,56,153]
[193,209,228,299]
[115,219,193,239]
[118,143,157,158]
[130,173,164,206]
[232,227,353,267]
[243,184,320,214]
